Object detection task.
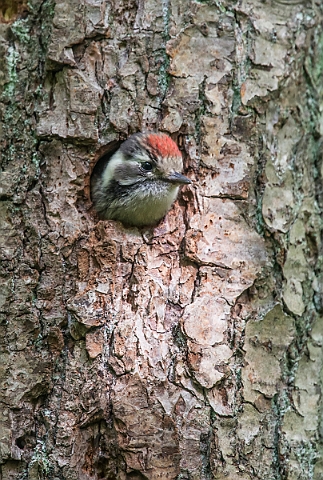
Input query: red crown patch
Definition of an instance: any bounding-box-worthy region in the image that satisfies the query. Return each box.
[145,133,181,158]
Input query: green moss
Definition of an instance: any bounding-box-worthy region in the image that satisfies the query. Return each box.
[10,17,31,43]
[294,442,316,479]
[3,45,19,99]
[39,0,56,53]
[158,54,170,99]
[28,441,52,476]
[1,0,55,176]
[304,29,323,135]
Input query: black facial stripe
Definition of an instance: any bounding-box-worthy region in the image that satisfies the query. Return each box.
[105,179,135,199]
[109,175,171,192]
[120,134,159,165]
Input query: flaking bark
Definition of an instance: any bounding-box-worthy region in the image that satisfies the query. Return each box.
[0,0,323,479]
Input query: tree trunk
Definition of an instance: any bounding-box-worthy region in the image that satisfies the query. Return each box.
[1,0,323,479]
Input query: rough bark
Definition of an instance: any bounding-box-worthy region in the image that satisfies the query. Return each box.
[0,0,323,479]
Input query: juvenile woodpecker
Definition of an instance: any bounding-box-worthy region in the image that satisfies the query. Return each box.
[91,132,191,227]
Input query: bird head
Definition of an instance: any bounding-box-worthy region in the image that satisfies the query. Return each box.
[102,132,191,188]
[92,132,191,226]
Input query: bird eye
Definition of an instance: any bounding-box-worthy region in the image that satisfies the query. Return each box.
[141,162,153,171]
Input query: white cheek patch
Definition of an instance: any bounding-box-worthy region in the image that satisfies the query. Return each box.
[118,172,143,186]
[102,151,154,187]
[102,151,126,188]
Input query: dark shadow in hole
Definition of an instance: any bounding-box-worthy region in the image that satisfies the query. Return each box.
[90,141,121,203]
[15,436,26,450]
[15,432,36,450]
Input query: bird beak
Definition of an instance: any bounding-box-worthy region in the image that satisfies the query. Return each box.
[166,172,192,185]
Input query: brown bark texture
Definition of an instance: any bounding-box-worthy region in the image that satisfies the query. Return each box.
[1,0,323,479]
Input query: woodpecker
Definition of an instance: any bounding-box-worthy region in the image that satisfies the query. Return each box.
[91,132,191,227]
